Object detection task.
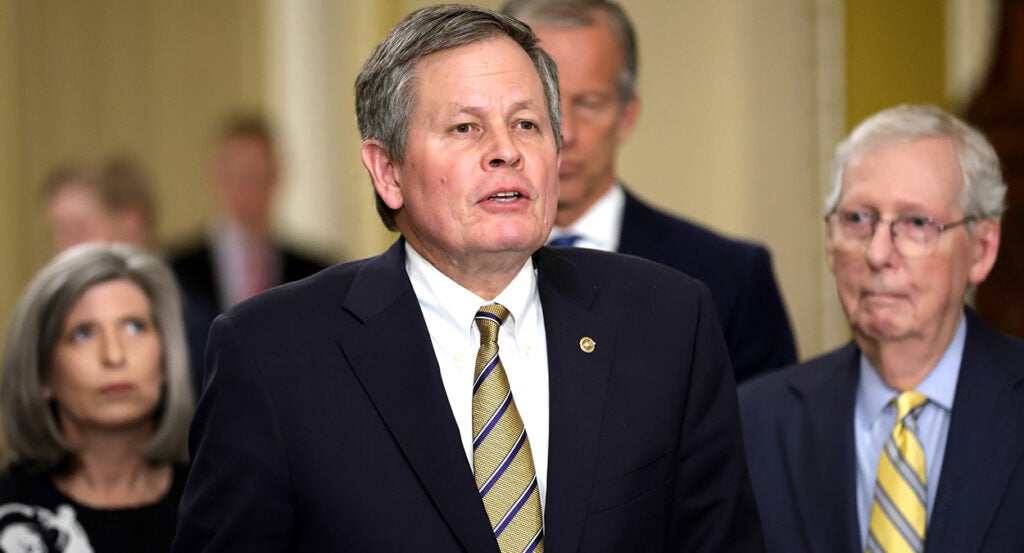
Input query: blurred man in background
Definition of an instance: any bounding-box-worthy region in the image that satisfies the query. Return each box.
[42,154,155,252]
[168,113,329,391]
[502,0,797,382]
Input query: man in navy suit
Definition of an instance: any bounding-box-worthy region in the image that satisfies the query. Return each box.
[173,5,762,552]
[167,114,329,391]
[501,0,796,382]
[740,105,1024,552]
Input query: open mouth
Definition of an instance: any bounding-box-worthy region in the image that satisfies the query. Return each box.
[489,191,522,202]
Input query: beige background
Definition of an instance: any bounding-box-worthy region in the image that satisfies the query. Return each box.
[0,0,995,360]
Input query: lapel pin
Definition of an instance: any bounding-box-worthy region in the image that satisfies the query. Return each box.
[579,336,596,353]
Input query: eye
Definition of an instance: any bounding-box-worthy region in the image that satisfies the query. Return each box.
[67,324,93,343]
[840,210,872,225]
[124,318,151,335]
[902,215,932,228]
[452,123,473,134]
[515,120,537,131]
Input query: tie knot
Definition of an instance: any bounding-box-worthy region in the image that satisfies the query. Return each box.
[894,390,928,421]
[548,234,582,247]
[475,303,510,344]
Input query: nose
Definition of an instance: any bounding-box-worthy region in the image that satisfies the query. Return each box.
[864,219,897,268]
[485,127,523,169]
[101,331,127,368]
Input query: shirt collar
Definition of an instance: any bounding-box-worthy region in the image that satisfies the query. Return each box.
[549,182,625,252]
[404,242,537,342]
[857,313,966,423]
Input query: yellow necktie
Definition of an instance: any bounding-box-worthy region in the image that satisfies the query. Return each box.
[866,390,929,553]
[472,304,544,553]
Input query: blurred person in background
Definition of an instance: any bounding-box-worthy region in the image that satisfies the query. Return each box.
[167,113,329,391]
[42,155,156,253]
[0,243,193,553]
[502,0,797,382]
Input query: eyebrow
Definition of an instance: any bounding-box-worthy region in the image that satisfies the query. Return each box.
[446,100,541,118]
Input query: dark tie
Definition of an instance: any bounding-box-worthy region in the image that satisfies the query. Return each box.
[472,303,544,552]
[547,234,581,247]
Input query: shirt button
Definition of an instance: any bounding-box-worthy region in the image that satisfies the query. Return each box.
[454,352,463,363]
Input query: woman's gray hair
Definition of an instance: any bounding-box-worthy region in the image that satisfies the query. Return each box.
[355,3,562,231]
[1,242,193,472]
[827,104,1006,221]
[501,0,638,104]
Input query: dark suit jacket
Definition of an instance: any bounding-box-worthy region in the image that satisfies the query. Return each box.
[173,240,764,552]
[167,239,328,393]
[738,311,1024,553]
[618,189,796,383]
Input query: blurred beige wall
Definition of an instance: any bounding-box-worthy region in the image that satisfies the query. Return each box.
[1,0,976,361]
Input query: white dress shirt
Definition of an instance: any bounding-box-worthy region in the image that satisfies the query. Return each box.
[548,183,625,252]
[405,243,550,510]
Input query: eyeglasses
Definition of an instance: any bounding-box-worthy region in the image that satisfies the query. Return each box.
[824,209,975,257]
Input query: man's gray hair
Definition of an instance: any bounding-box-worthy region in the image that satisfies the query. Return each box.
[827,104,1006,222]
[502,0,638,103]
[1,242,193,472]
[356,3,562,231]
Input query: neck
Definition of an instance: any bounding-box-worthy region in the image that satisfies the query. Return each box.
[406,240,529,301]
[554,178,616,228]
[856,331,958,391]
[54,421,170,508]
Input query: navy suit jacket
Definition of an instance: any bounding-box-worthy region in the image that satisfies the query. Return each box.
[618,189,796,383]
[738,311,1024,553]
[167,239,328,394]
[173,240,764,552]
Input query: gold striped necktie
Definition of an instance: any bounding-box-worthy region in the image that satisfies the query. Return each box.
[866,390,929,553]
[472,303,544,553]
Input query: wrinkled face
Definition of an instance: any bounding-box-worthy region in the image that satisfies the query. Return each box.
[827,136,999,348]
[47,279,164,438]
[533,18,638,226]
[211,136,278,231]
[375,36,559,268]
[46,184,118,253]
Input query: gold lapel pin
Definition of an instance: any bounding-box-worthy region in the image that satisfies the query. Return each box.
[579,336,596,353]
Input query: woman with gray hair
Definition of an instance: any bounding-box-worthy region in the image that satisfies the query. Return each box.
[0,243,193,552]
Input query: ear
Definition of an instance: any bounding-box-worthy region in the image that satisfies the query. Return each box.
[967,219,1000,285]
[361,140,404,211]
[615,94,641,145]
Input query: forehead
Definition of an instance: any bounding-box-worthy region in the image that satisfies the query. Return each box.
[532,20,622,85]
[841,136,963,213]
[411,36,546,114]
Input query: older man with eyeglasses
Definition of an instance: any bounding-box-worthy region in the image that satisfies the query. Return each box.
[738,104,1024,553]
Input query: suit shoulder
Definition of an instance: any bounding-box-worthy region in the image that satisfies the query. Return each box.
[548,246,708,291]
[217,257,368,334]
[739,345,855,410]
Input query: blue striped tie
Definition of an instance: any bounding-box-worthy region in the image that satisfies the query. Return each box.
[473,304,544,553]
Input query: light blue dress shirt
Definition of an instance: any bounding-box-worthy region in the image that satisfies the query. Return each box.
[854,314,966,548]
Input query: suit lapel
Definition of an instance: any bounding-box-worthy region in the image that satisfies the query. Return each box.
[926,313,1024,553]
[336,241,498,553]
[533,248,615,552]
[780,344,861,553]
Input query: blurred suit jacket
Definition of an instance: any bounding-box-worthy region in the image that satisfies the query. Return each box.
[172,240,764,552]
[168,239,328,394]
[619,188,796,383]
[738,310,1024,553]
